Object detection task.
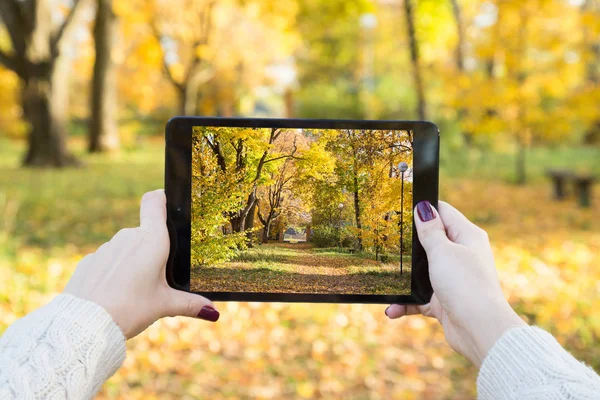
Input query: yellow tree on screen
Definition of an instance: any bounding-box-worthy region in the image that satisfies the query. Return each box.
[323,129,412,252]
[359,153,413,261]
[191,129,248,265]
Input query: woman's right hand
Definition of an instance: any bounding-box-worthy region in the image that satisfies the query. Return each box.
[386,201,526,367]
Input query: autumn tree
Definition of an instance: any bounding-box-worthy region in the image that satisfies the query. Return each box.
[403,0,427,121]
[323,129,412,251]
[127,0,299,117]
[0,0,83,166]
[194,126,302,235]
[452,0,593,183]
[581,0,600,144]
[191,129,247,265]
[89,0,120,152]
[294,0,371,119]
[147,0,215,116]
[257,159,294,243]
[360,158,413,261]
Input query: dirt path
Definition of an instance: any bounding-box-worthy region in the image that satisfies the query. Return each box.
[191,243,411,295]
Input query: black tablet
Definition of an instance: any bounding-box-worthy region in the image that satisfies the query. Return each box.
[165,117,439,304]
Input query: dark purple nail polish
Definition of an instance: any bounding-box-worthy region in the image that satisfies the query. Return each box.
[197,306,220,322]
[416,201,436,222]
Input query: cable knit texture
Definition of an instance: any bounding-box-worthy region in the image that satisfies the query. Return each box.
[477,325,600,399]
[0,294,126,399]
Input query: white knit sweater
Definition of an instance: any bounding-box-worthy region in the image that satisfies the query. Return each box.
[0,295,125,399]
[477,326,600,399]
[0,295,599,399]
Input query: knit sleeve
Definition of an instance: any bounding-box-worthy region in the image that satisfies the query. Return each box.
[477,325,600,400]
[0,294,126,400]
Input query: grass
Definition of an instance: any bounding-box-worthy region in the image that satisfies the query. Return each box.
[0,137,164,250]
[312,247,412,263]
[192,243,412,295]
[440,144,600,183]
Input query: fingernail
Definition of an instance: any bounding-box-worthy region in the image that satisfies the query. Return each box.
[416,201,436,222]
[385,306,391,317]
[197,306,220,322]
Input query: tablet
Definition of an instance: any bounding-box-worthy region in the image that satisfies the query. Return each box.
[165,117,438,304]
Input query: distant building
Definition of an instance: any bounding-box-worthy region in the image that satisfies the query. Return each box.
[283,227,307,243]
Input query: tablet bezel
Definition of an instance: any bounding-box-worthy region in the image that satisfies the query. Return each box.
[165,117,438,304]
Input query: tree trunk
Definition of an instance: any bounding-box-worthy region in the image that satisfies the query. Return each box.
[262,220,271,243]
[178,76,202,116]
[21,0,79,167]
[403,0,427,121]
[515,11,528,185]
[230,215,243,233]
[583,1,600,144]
[245,199,257,246]
[230,191,258,233]
[450,0,475,145]
[178,86,188,116]
[516,137,527,185]
[450,0,465,71]
[22,78,69,166]
[89,0,119,153]
[284,88,295,118]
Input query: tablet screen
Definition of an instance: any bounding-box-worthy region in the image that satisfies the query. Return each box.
[190,126,413,296]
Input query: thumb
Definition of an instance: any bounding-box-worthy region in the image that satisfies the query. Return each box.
[140,189,167,233]
[414,201,449,254]
[164,290,220,322]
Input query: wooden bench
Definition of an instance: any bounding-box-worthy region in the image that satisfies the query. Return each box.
[573,175,595,208]
[547,169,595,208]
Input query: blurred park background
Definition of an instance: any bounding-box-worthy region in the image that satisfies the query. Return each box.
[0,0,599,398]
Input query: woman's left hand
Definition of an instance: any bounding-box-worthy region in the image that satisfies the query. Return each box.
[64,189,219,339]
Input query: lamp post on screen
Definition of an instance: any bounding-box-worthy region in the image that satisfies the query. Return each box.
[338,203,344,251]
[398,162,409,275]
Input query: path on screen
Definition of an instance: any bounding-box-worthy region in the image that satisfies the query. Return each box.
[191,243,411,295]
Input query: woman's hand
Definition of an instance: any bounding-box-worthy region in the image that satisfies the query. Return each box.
[64,189,219,339]
[386,201,526,367]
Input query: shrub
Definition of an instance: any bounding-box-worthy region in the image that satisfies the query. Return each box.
[311,225,340,248]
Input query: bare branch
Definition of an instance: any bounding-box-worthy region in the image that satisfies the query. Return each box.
[387,143,412,152]
[202,134,227,172]
[257,204,267,226]
[263,154,303,164]
[51,0,84,59]
[149,18,183,90]
[185,0,215,82]
[264,138,301,164]
[271,128,282,142]
[0,0,28,61]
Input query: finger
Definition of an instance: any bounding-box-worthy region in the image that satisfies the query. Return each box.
[164,289,220,322]
[385,304,421,319]
[140,189,167,232]
[437,201,490,248]
[414,201,450,255]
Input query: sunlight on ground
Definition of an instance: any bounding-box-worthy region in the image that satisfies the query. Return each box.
[191,243,412,295]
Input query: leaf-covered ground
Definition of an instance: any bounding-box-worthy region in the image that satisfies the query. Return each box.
[1,140,598,399]
[191,243,412,295]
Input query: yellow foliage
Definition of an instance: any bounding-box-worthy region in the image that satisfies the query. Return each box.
[0,67,26,138]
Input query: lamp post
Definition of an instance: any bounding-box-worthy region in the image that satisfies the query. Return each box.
[338,203,344,251]
[398,162,409,275]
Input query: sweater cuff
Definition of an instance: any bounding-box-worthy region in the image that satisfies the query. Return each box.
[42,294,127,391]
[477,326,589,399]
